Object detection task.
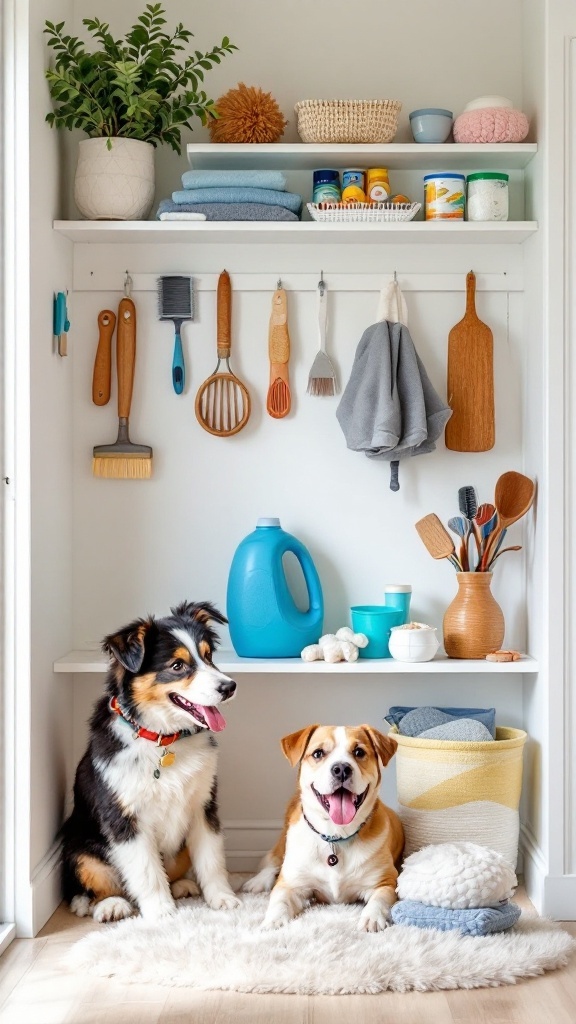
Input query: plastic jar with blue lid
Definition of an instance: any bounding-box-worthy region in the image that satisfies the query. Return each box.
[313,168,341,204]
[423,172,465,220]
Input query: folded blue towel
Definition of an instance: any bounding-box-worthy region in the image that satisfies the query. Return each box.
[171,187,302,213]
[385,706,496,738]
[156,199,299,222]
[390,899,521,935]
[181,170,287,191]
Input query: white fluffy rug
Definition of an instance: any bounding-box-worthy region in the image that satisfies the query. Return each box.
[67,895,576,995]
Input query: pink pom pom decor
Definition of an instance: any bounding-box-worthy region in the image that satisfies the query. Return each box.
[453,107,529,144]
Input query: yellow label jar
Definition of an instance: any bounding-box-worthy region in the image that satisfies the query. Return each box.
[423,173,465,220]
[366,168,391,203]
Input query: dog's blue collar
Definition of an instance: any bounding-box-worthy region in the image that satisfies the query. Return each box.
[301,808,371,845]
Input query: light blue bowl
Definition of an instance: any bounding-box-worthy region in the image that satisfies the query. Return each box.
[409,108,453,144]
[350,605,404,659]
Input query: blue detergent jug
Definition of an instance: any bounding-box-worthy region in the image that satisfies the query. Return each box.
[227,518,324,657]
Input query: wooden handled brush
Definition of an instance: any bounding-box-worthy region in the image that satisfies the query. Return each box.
[92,297,153,479]
[92,309,116,406]
[266,285,291,418]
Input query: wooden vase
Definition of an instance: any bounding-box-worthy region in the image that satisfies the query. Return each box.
[443,572,505,659]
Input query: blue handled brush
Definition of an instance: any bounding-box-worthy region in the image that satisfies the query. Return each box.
[158,276,194,394]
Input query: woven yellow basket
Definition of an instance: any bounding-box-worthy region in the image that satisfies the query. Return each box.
[294,99,402,144]
[390,725,527,867]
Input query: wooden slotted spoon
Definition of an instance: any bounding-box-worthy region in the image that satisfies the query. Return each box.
[195,270,251,436]
[266,282,291,418]
[415,514,462,570]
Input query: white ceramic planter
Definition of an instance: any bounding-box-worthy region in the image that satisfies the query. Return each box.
[74,138,155,221]
[388,624,440,663]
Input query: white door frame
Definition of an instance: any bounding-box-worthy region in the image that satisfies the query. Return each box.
[1,0,32,946]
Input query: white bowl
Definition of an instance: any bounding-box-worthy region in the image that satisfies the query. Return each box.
[463,95,514,112]
[388,624,440,663]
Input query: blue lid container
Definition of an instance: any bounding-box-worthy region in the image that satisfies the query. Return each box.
[227,518,324,658]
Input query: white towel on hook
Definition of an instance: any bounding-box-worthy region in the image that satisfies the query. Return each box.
[376,279,408,327]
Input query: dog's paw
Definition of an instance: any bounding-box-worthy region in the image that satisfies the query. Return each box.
[262,906,294,930]
[171,878,200,900]
[92,897,134,924]
[243,870,277,894]
[138,898,177,922]
[69,895,92,918]
[359,904,392,933]
[205,890,241,911]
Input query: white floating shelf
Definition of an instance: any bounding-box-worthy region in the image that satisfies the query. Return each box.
[53,220,538,245]
[54,649,539,675]
[186,142,538,172]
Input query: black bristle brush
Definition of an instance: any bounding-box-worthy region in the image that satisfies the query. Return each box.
[459,485,479,569]
[158,276,194,394]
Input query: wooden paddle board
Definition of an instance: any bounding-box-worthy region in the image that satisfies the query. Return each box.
[445,271,495,452]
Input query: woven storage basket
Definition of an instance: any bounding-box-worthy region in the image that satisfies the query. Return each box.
[390,725,527,867]
[295,99,402,144]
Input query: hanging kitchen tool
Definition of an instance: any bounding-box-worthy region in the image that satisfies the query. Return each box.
[266,280,291,418]
[92,309,116,406]
[195,270,251,437]
[415,514,462,570]
[307,273,337,396]
[158,275,194,395]
[445,271,495,452]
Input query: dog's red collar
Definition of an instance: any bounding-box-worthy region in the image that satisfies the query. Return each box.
[109,696,189,746]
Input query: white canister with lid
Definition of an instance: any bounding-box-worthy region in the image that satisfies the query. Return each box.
[466,172,509,222]
[388,623,440,663]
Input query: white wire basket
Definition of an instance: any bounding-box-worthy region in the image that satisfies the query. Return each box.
[307,202,421,223]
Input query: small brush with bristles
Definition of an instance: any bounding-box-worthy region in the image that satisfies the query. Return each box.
[307,277,337,396]
[158,276,194,395]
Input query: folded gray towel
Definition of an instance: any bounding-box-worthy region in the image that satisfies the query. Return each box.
[419,720,494,742]
[156,199,299,222]
[181,169,287,191]
[171,187,302,213]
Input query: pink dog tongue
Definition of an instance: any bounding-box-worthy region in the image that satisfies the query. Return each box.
[201,706,226,732]
[326,790,356,825]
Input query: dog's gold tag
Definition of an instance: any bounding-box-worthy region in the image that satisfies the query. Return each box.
[159,750,176,768]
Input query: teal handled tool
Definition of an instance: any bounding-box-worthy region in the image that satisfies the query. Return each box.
[158,276,194,394]
[53,291,70,356]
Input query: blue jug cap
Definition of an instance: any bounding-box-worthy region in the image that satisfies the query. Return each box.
[256,517,281,528]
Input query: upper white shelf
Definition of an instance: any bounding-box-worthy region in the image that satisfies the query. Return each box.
[53,220,537,245]
[186,142,538,172]
[54,649,539,675]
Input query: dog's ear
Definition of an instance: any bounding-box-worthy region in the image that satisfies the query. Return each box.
[102,619,151,673]
[281,725,321,767]
[361,726,397,767]
[172,601,228,626]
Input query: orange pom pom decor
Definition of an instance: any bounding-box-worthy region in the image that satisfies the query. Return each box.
[208,83,287,144]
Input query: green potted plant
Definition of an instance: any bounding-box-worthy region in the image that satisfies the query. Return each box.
[44,3,236,220]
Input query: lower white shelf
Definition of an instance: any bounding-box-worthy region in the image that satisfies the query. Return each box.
[53,649,539,675]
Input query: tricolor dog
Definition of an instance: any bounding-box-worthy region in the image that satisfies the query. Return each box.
[245,724,404,931]
[62,601,240,923]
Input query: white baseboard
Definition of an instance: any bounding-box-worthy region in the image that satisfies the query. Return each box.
[223,819,281,875]
[30,841,61,937]
[0,924,16,955]
[519,824,576,919]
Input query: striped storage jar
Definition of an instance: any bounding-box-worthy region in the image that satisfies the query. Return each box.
[390,726,527,867]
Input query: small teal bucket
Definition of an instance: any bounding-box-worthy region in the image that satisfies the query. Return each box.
[350,605,404,659]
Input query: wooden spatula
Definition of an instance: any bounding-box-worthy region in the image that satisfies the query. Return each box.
[266,284,291,418]
[415,514,461,570]
[445,271,495,452]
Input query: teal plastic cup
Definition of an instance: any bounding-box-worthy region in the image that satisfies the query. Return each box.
[350,605,404,659]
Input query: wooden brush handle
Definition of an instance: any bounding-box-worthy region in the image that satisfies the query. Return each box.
[217,270,231,359]
[117,297,136,420]
[269,289,290,364]
[92,309,116,406]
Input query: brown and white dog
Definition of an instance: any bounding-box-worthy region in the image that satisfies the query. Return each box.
[245,724,404,931]
[62,601,240,923]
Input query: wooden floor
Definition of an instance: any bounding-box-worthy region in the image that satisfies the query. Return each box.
[1,888,575,1024]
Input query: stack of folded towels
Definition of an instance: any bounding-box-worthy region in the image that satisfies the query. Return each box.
[156,170,303,222]
[385,704,496,741]
[391,841,522,935]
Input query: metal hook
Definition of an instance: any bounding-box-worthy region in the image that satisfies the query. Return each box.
[124,270,132,297]
[393,270,397,284]
[318,270,325,297]
[277,277,282,289]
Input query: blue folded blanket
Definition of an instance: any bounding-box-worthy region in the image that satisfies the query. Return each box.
[181,170,287,191]
[171,187,302,213]
[156,200,299,222]
[391,899,521,935]
[386,706,496,738]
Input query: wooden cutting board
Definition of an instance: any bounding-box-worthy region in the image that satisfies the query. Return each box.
[445,271,495,452]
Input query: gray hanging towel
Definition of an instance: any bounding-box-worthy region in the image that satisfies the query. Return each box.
[336,319,452,491]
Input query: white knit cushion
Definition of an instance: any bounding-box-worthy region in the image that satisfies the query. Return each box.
[397,841,517,909]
